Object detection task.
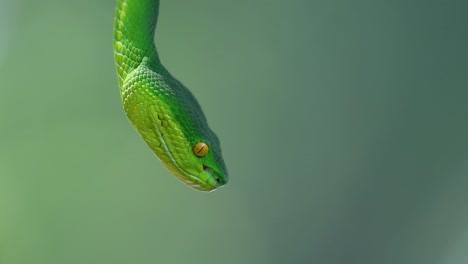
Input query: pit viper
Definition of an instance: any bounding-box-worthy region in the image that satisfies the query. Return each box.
[113,0,228,191]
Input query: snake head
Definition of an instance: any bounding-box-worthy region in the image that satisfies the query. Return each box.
[122,65,228,192]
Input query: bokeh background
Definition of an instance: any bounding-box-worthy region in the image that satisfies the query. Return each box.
[1,0,468,263]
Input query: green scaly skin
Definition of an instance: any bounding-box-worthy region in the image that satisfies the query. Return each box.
[113,0,228,191]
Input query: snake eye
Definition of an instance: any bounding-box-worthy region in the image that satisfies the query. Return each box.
[193,142,209,157]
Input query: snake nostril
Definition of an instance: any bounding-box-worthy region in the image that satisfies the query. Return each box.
[215,178,221,184]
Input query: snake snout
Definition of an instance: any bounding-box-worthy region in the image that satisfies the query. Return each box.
[203,165,227,187]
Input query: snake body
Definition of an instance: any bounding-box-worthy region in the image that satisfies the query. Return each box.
[113,0,228,191]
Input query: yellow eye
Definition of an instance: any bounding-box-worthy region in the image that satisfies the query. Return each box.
[193,142,209,157]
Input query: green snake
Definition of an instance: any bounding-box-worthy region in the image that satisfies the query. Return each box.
[113,0,228,191]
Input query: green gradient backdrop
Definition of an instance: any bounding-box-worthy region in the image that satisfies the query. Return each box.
[1,0,468,263]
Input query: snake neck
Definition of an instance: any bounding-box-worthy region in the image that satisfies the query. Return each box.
[114,0,161,86]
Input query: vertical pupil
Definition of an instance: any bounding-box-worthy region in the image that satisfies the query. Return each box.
[197,145,205,153]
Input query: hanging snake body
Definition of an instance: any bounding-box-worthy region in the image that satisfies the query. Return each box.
[113,0,228,191]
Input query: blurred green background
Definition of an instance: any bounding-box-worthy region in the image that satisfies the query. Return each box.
[1,0,468,263]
